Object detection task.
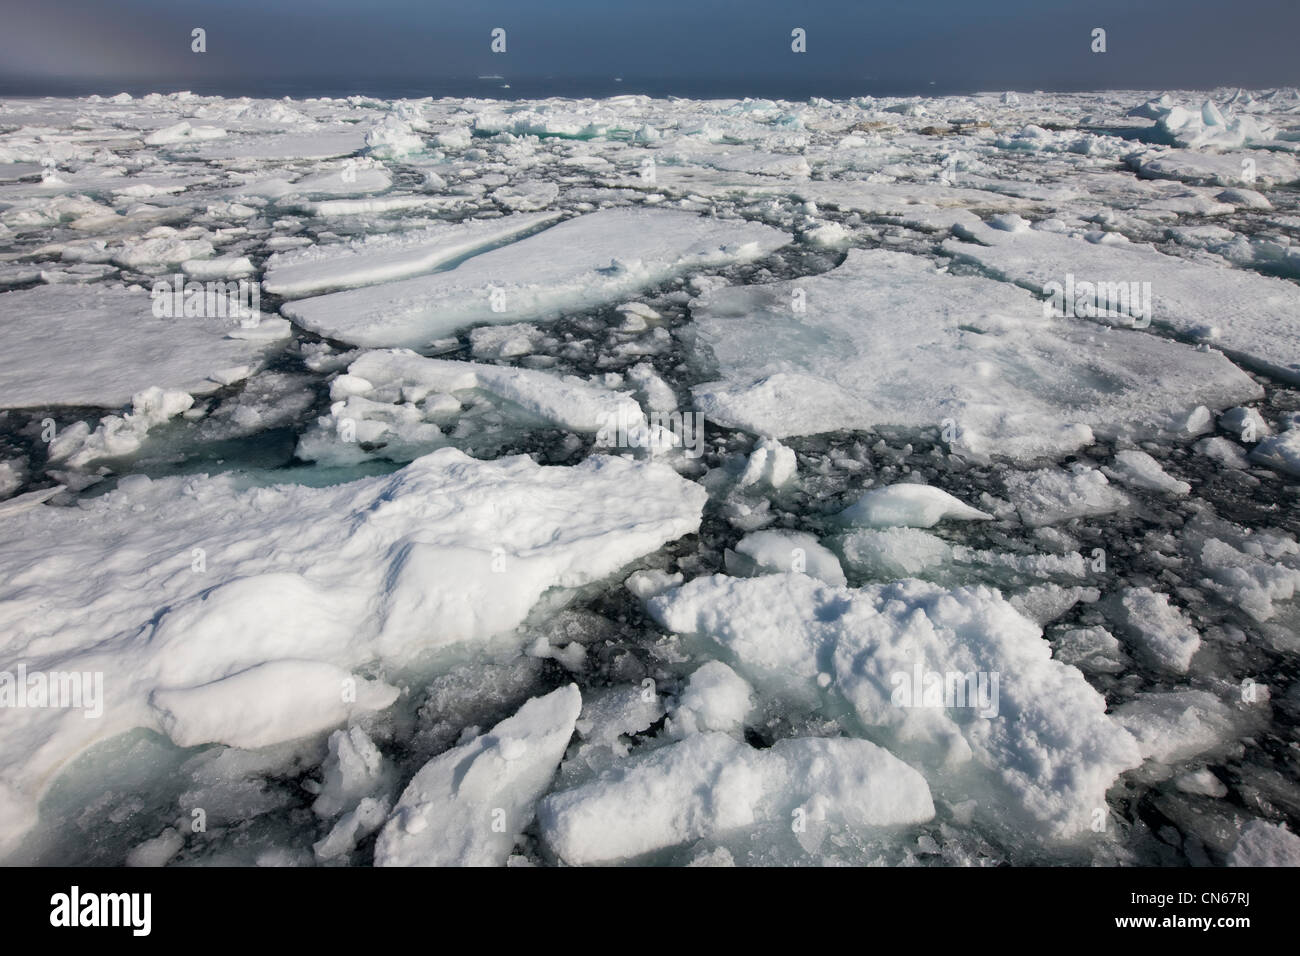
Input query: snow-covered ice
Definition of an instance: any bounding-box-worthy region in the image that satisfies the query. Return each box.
[689,248,1260,458]
[1,86,1297,868]
[0,450,705,855]
[283,208,790,348]
[0,285,290,408]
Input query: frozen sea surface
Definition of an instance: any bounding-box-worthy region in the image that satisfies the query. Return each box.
[0,88,1298,867]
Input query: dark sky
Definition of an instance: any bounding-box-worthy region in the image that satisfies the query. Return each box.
[2,0,1297,98]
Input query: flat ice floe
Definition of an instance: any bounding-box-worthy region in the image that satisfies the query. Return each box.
[943,221,1300,383]
[648,574,1142,839]
[282,207,790,348]
[262,212,561,298]
[688,248,1260,458]
[0,449,705,855]
[0,284,291,408]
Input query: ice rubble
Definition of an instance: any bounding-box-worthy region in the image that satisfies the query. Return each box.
[0,285,290,409]
[648,574,1142,839]
[295,349,660,466]
[1112,691,1240,766]
[0,450,705,856]
[1139,97,1277,149]
[943,221,1300,384]
[1227,820,1300,866]
[689,248,1260,459]
[1003,466,1131,528]
[282,207,790,347]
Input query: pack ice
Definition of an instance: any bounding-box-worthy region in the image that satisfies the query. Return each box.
[0,450,706,856]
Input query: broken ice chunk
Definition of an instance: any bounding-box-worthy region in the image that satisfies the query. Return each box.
[374,685,581,866]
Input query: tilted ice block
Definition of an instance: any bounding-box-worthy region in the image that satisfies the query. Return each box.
[374,684,581,867]
[263,212,560,298]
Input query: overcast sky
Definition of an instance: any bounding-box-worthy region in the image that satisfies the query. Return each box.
[2,0,1297,98]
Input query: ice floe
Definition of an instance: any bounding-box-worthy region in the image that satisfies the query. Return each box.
[282,208,789,348]
[689,248,1260,458]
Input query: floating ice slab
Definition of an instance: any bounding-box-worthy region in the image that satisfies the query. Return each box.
[538,731,934,865]
[263,212,560,298]
[0,285,290,409]
[1004,465,1131,528]
[728,530,846,585]
[839,483,991,528]
[689,248,1259,458]
[1133,149,1299,187]
[943,222,1300,384]
[1113,690,1238,766]
[1106,587,1202,674]
[182,127,367,162]
[282,208,790,348]
[648,574,1141,839]
[374,684,581,866]
[0,449,705,856]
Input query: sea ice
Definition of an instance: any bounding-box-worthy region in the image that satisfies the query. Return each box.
[944,221,1300,384]
[282,208,790,347]
[648,574,1141,838]
[374,685,581,866]
[838,483,991,529]
[0,285,290,409]
[0,450,705,856]
[263,212,560,298]
[538,731,934,865]
[689,248,1260,458]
